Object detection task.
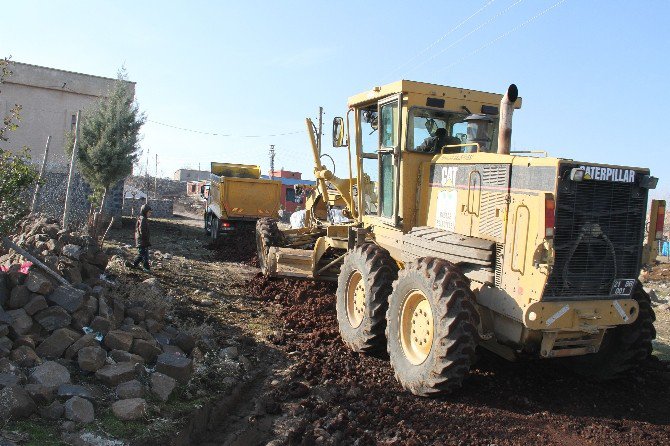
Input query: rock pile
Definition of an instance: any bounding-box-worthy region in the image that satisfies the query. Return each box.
[0,216,199,426]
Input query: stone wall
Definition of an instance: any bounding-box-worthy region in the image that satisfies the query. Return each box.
[123,198,173,219]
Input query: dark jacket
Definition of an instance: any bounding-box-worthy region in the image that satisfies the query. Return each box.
[135,205,151,247]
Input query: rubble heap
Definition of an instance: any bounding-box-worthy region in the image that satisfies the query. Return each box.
[0,216,198,426]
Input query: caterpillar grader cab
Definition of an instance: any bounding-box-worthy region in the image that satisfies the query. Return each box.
[256,80,663,396]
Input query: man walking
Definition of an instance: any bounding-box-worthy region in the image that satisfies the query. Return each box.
[132,204,152,271]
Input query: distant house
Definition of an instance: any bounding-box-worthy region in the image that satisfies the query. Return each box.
[173,169,213,182]
[0,61,134,221]
[265,169,316,213]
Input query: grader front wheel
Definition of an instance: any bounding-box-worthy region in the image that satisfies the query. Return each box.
[387,258,479,396]
[336,244,398,352]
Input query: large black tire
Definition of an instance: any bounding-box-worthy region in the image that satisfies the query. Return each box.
[256,218,283,275]
[204,214,211,235]
[386,258,479,396]
[562,282,656,380]
[336,243,398,353]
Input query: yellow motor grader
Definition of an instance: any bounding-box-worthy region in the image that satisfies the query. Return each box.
[256,80,664,395]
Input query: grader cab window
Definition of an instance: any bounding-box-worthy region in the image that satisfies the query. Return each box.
[407,109,473,153]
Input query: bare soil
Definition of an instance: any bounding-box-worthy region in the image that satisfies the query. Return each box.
[106,215,670,446]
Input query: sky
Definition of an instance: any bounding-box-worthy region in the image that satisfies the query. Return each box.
[2,0,670,198]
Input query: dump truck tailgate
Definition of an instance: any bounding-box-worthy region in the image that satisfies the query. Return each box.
[218,177,281,219]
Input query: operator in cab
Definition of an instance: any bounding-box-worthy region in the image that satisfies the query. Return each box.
[416,127,461,154]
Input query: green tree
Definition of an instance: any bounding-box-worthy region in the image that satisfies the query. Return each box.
[0,58,38,235]
[67,69,145,211]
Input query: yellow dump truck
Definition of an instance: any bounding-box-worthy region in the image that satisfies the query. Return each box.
[204,162,281,240]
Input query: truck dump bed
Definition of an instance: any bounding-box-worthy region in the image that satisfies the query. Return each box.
[207,162,281,221]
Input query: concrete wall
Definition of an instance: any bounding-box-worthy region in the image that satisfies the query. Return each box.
[0,61,135,172]
[123,197,173,219]
[173,169,213,182]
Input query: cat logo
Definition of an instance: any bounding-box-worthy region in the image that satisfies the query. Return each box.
[580,165,636,183]
[440,166,458,188]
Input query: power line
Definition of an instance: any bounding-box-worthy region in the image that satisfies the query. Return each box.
[145,119,305,138]
[385,0,497,81]
[437,0,568,74]
[403,0,525,78]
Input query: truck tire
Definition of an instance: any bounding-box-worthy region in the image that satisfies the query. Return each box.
[204,214,211,235]
[256,218,283,275]
[386,258,479,396]
[210,216,219,241]
[562,282,656,380]
[336,243,398,353]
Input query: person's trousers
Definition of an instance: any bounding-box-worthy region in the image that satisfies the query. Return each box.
[133,246,150,269]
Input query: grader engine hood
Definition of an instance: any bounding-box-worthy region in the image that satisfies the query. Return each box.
[544,160,653,300]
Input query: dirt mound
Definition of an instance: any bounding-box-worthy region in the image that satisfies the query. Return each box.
[207,224,258,266]
[245,273,670,445]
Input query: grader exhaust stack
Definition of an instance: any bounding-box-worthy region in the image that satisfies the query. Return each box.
[497,83,518,155]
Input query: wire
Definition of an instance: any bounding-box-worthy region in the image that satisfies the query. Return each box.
[145,119,305,138]
[385,0,497,81]
[436,0,568,74]
[403,0,525,77]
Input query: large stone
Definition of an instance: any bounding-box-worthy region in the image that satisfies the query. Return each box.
[0,385,36,419]
[95,362,136,386]
[25,270,54,295]
[0,372,20,388]
[0,337,12,353]
[34,306,71,332]
[62,266,82,285]
[90,316,112,335]
[175,332,196,354]
[71,308,94,330]
[116,379,143,399]
[64,333,98,360]
[155,353,193,384]
[29,361,71,392]
[150,372,176,402]
[0,272,8,307]
[7,309,33,336]
[47,286,84,314]
[61,244,83,260]
[36,328,81,359]
[98,298,113,319]
[64,396,94,424]
[111,398,146,421]
[109,350,144,365]
[9,285,31,309]
[58,384,93,401]
[124,325,153,341]
[25,383,55,404]
[104,330,133,352]
[145,319,163,334]
[112,299,125,326]
[126,307,145,322]
[24,294,48,316]
[131,339,162,363]
[78,346,107,372]
[10,345,40,367]
[39,400,64,420]
[81,263,103,282]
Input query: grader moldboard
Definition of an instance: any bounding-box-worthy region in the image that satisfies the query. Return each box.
[256,80,665,396]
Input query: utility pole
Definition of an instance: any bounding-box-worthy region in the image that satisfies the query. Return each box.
[31,135,51,212]
[63,111,81,228]
[317,106,323,156]
[269,144,275,180]
[154,153,158,198]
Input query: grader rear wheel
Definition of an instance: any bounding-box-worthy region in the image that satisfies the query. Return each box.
[256,218,283,275]
[336,243,398,352]
[387,257,479,396]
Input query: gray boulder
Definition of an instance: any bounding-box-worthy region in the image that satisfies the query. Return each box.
[9,285,31,309]
[39,400,64,420]
[95,362,136,386]
[7,309,33,336]
[0,372,20,388]
[9,346,40,367]
[155,353,193,384]
[47,286,84,313]
[23,294,48,316]
[111,398,146,421]
[104,330,133,351]
[34,306,71,332]
[0,385,36,419]
[78,346,107,372]
[25,270,54,295]
[64,396,94,423]
[131,339,162,362]
[109,350,145,365]
[116,379,143,399]
[150,372,176,402]
[64,333,98,360]
[35,328,81,359]
[57,384,93,401]
[29,361,71,392]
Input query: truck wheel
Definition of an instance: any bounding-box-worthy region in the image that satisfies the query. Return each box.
[336,243,398,353]
[562,283,656,380]
[210,216,219,241]
[386,258,479,396]
[256,218,283,275]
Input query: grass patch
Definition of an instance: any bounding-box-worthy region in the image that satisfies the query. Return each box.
[8,420,66,446]
[652,339,670,361]
[96,410,148,440]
